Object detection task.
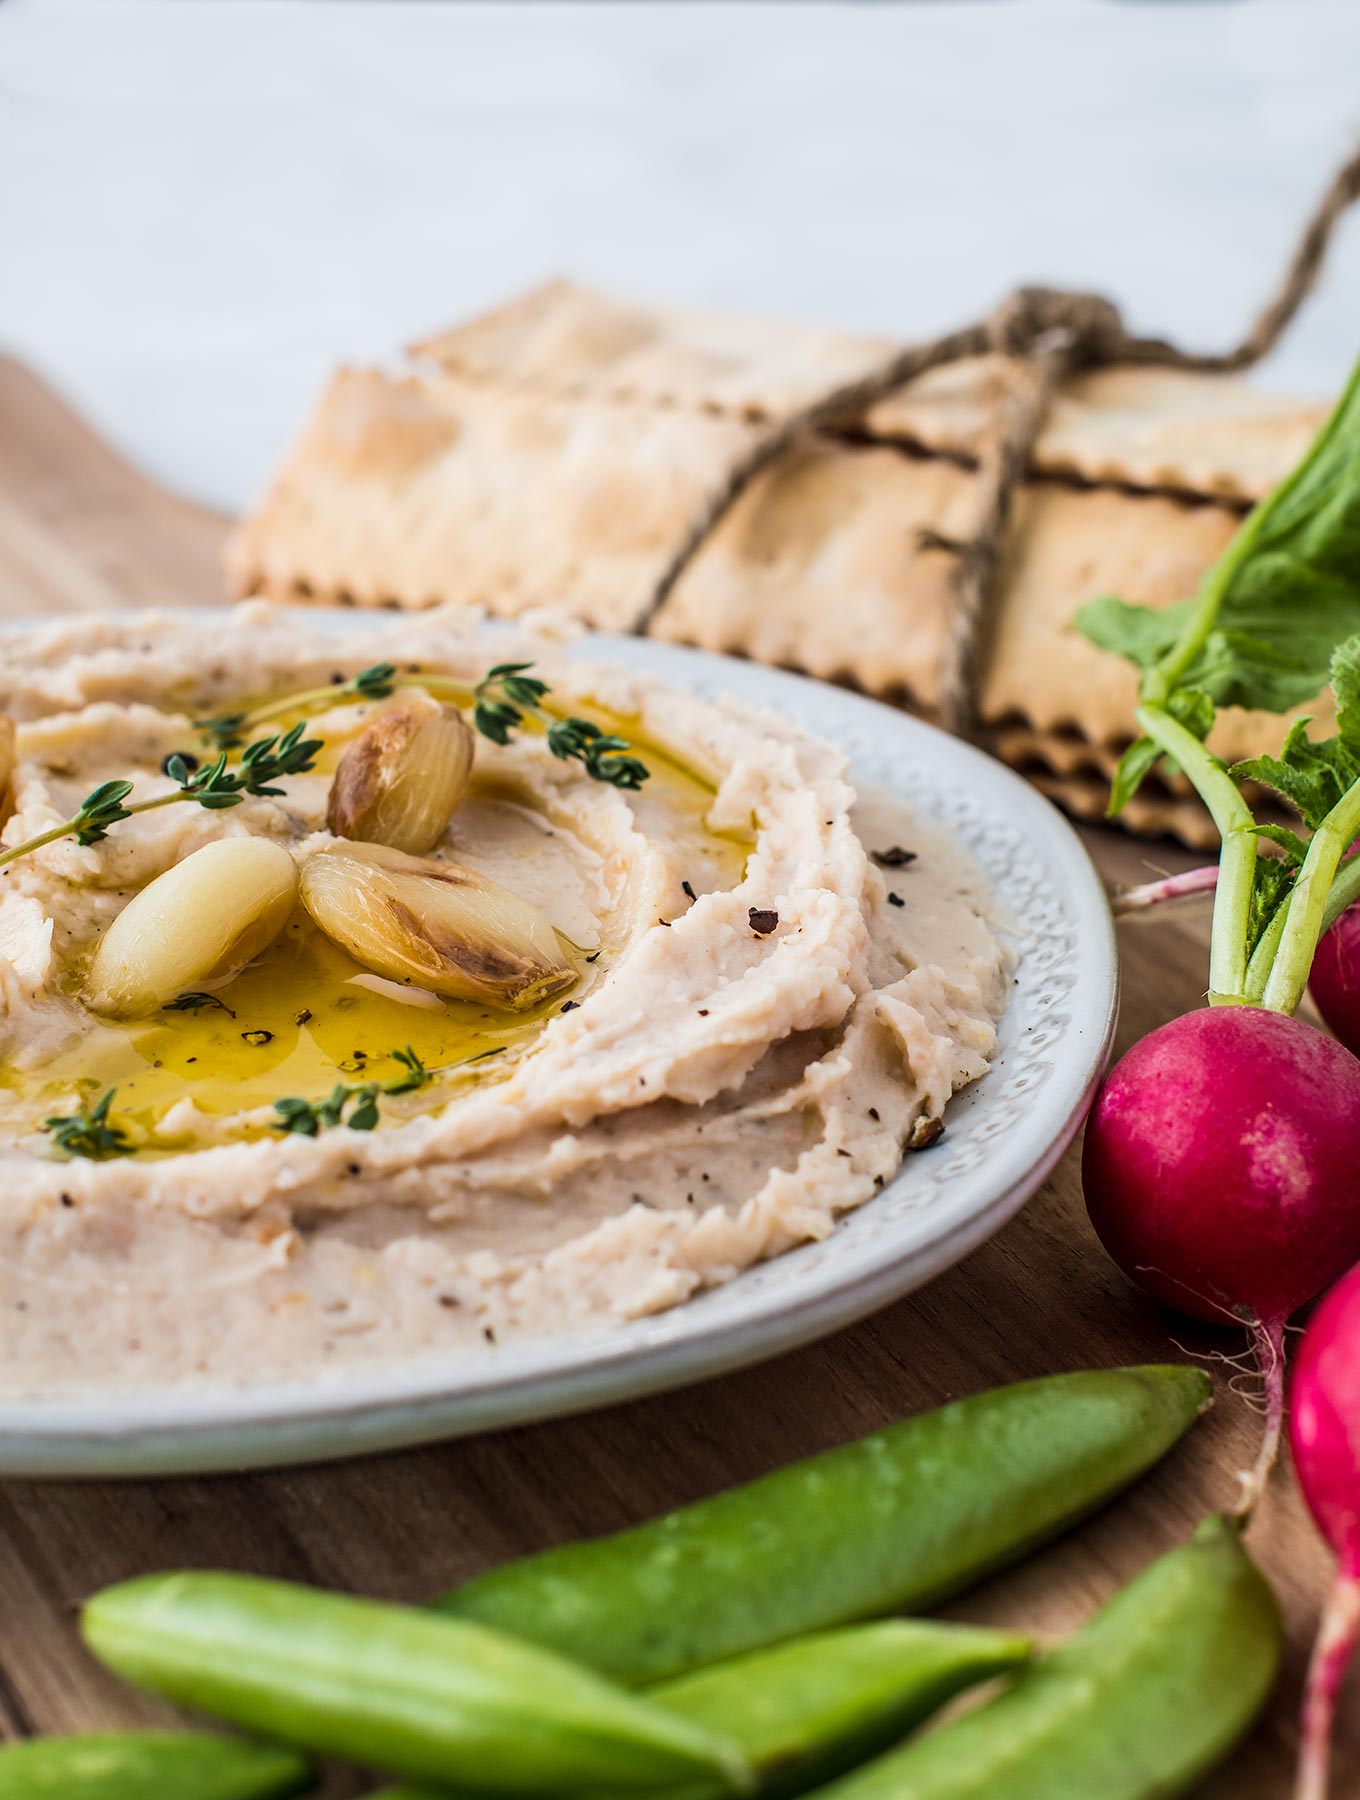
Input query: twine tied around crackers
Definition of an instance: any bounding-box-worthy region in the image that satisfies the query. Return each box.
[634,148,1360,742]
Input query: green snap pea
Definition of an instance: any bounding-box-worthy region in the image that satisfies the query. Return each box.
[365,1618,1031,1800]
[81,1573,749,1797]
[643,1620,1029,1799]
[802,1514,1281,1800]
[0,1732,312,1798]
[438,1366,1210,1685]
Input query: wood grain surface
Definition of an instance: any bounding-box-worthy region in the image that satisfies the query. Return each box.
[0,354,1352,1799]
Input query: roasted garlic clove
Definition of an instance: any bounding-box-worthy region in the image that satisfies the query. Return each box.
[87,837,299,1018]
[327,691,474,855]
[300,841,575,1011]
[0,717,14,832]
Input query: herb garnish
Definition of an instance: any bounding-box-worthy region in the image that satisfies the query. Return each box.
[273,1084,381,1138]
[271,1044,502,1137]
[472,664,650,789]
[1077,352,1360,1011]
[199,658,649,788]
[383,1045,433,1094]
[163,992,236,1018]
[0,723,322,874]
[0,659,646,880]
[43,1090,131,1161]
[198,663,399,751]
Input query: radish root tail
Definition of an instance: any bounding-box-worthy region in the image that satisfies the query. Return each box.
[1296,1566,1360,1800]
[1111,864,1219,918]
[1234,1315,1287,1522]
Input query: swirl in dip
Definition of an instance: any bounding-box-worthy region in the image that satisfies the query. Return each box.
[0,606,1010,1392]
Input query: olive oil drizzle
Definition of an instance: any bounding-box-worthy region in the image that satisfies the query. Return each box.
[8,682,751,1158]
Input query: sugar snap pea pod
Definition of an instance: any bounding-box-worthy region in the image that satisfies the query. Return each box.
[439,1365,1210,1684]
[361,1619,1031,1800]
[0,1732,312,1798]
[803,1515,1281,1800]
[81,1573,749,1796]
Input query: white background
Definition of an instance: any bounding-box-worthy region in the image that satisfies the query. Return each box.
[3,0,1360,514]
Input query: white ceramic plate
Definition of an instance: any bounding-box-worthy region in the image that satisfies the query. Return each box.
[0,616,1117,1477]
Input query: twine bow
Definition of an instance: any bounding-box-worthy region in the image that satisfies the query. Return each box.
[633,148,1360,740]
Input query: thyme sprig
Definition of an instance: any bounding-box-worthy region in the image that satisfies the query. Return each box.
[0,657,646,880]
[273,1083,382,1137]
[43,1089,132,1161]
[163,992,236,1017]
[202,658,650,790]
[198,663,398,750]
[384,1045,434,1094]
[0,724,322,874]
[271,1044,502,1137]
[473,664,650,789]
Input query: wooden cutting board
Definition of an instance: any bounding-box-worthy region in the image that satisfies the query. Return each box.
[0,353,1350,1799]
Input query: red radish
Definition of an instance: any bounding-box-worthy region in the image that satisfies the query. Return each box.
[1310,902,1360,1057]
[1083,1006,1360,1509]
[1290,1263,1360,1800]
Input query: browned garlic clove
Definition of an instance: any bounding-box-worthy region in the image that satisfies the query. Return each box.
[300,840,575,1012]
[327,691,474,855]
[87,837,299,1018]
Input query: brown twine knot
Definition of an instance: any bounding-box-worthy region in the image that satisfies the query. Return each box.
[633,147,1360,742]
[984,286,1127,365]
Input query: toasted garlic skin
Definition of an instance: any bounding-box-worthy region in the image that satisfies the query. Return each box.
[327,692,474,855]
[0,717,14,832]
[300,841,575,1011]
[87,837,299,1018]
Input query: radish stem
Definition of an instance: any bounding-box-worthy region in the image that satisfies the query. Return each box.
[1142,504,1266,708]
[1136,703,1256,1005]
[1321,847,1360,935]
[1265,786,1360,1014]
[1295,1566,1360,1800]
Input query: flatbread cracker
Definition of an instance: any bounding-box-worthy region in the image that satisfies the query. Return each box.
[416,281,1328,503]
[234,302,1337,847]
[232,365,1298,752]
[413,280,895,421]
[228,367,761,631]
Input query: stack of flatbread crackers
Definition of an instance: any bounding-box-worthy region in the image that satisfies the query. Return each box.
[228,281,1335,847]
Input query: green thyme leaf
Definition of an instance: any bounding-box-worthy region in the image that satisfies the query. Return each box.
[271,1096,323,1137]
[72,780,136,847]
[195,711,248,752]
[473,699,520,746]
[43,1089,131,1161]
[352,662,398,701]
[272,1079,382,1137]
[472,665,650,787]
[346,1086,381,1131]
[163,991,236,1017]
[384,1046,431,1095]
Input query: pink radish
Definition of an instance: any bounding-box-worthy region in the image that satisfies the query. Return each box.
[1310,903,1360,1057]
[1290,1263,1360,1800]
[1083,1006,1360,1510]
